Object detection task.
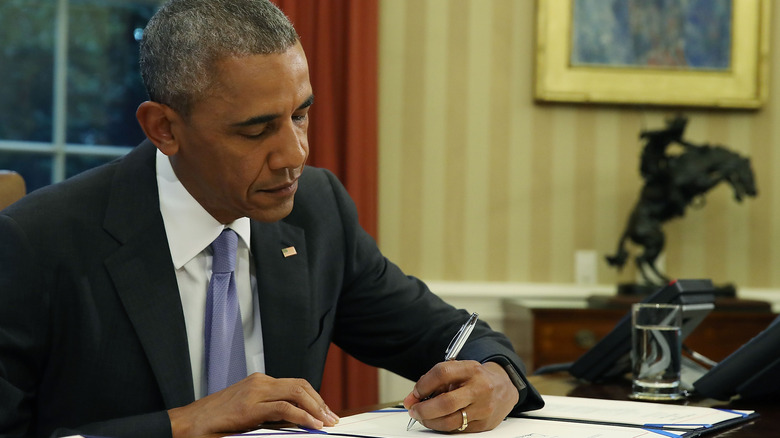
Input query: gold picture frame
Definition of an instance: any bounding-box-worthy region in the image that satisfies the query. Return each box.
[534,0,771,109]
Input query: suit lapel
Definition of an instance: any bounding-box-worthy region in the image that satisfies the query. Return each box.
[104,226,194,408]
[103,141,194,408]
[251,220,312,379]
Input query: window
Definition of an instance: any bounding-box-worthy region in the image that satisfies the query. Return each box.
[0,0,159,192]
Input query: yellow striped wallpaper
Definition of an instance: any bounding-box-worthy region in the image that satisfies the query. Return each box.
[377,0,780,290]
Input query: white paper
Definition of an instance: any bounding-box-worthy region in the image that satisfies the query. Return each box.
[228,407,685,438]
[524,395,754,430]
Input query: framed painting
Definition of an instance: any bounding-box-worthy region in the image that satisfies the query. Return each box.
[534,0,770,108]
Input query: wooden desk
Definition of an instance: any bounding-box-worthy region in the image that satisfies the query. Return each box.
[504,299,777,372]
[528,373,780,437]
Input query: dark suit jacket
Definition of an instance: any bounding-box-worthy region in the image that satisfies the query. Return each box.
[0,140,542,437]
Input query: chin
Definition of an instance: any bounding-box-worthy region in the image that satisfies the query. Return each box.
[249,202,295,223]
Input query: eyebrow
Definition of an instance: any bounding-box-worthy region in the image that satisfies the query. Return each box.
[232,94,315,128]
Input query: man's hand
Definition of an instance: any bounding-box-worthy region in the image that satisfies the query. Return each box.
[168,373,339,438]
[403,361,519,433]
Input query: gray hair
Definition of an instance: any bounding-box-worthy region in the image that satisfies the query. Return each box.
[139,0,299,116]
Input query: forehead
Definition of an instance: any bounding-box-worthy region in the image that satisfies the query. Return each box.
[194,44,312,119]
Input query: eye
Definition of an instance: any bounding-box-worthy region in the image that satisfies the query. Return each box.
[239,123,272,139]
[242,130,267,139]
[292,113,308,125]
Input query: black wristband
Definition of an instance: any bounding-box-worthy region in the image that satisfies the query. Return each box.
[483,355,528,405]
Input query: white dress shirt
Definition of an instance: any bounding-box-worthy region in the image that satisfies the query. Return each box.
[156,150,265,400]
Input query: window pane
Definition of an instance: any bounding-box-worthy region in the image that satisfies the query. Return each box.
[0,0,55,142]
[0,152,53,192]
[66,1,157,147]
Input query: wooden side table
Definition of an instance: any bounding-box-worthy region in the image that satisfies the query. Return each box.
[503,297,777,373]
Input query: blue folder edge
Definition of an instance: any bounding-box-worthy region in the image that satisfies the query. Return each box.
[522,410,759,438]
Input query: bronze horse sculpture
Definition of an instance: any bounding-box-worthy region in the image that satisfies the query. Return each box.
[606,116,757,285]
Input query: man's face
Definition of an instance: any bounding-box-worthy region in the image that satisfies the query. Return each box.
[169,42,312,224]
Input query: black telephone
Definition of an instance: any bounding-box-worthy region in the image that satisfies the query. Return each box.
[567,279,715,386]
[693,313,780,401]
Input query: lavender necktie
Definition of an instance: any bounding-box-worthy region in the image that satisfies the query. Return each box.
[205,228,247,394]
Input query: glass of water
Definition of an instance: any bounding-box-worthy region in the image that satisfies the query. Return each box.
[630,303,684,401]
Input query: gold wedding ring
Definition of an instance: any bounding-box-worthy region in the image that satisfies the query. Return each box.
[457,409,468,431]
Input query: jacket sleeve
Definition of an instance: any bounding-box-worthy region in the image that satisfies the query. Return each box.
[0,213,177,438]
[315,169,544,414]
[0,213,49,436]
[48,413,172,438]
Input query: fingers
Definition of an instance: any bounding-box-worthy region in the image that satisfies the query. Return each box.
[404,361,519,433]
[248,375,340,427]
[404,360,476,404]
[248,400,327,430]
[404,360,478,430]
[169,373,339,438]
[417,407,482,433]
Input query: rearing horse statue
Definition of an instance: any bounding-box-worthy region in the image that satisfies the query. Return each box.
[606,116,758,285]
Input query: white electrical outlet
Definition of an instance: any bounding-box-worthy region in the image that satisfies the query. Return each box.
[575,250,598,285]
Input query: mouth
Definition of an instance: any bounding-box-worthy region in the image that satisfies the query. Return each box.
[258,178,299,196]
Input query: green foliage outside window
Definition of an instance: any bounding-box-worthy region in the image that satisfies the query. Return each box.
[0,0,159,191]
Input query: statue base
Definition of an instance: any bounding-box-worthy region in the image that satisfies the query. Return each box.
[587,282,771,311]
[614,282,736,298]
[615,282,659,297]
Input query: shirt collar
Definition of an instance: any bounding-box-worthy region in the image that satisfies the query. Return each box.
[156,149,251,269]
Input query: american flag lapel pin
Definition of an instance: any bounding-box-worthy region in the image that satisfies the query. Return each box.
[281,246,297,258]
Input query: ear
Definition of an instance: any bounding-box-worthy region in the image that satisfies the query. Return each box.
[136,101,181,156]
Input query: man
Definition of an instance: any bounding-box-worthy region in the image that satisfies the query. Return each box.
[0,1,543,437]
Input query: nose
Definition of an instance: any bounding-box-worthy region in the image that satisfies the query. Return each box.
[268,120,308,171]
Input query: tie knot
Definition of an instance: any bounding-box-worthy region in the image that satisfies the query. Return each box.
[211,229,238,273]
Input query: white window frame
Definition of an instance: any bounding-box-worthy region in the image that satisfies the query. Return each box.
[0,0,134,185]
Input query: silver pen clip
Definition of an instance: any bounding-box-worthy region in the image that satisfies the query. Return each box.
[444,312,479,361]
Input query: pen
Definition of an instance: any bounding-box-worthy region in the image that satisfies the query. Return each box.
[407,312,479,431]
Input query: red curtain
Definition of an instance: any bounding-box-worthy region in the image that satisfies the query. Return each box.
[273,0,379,411]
